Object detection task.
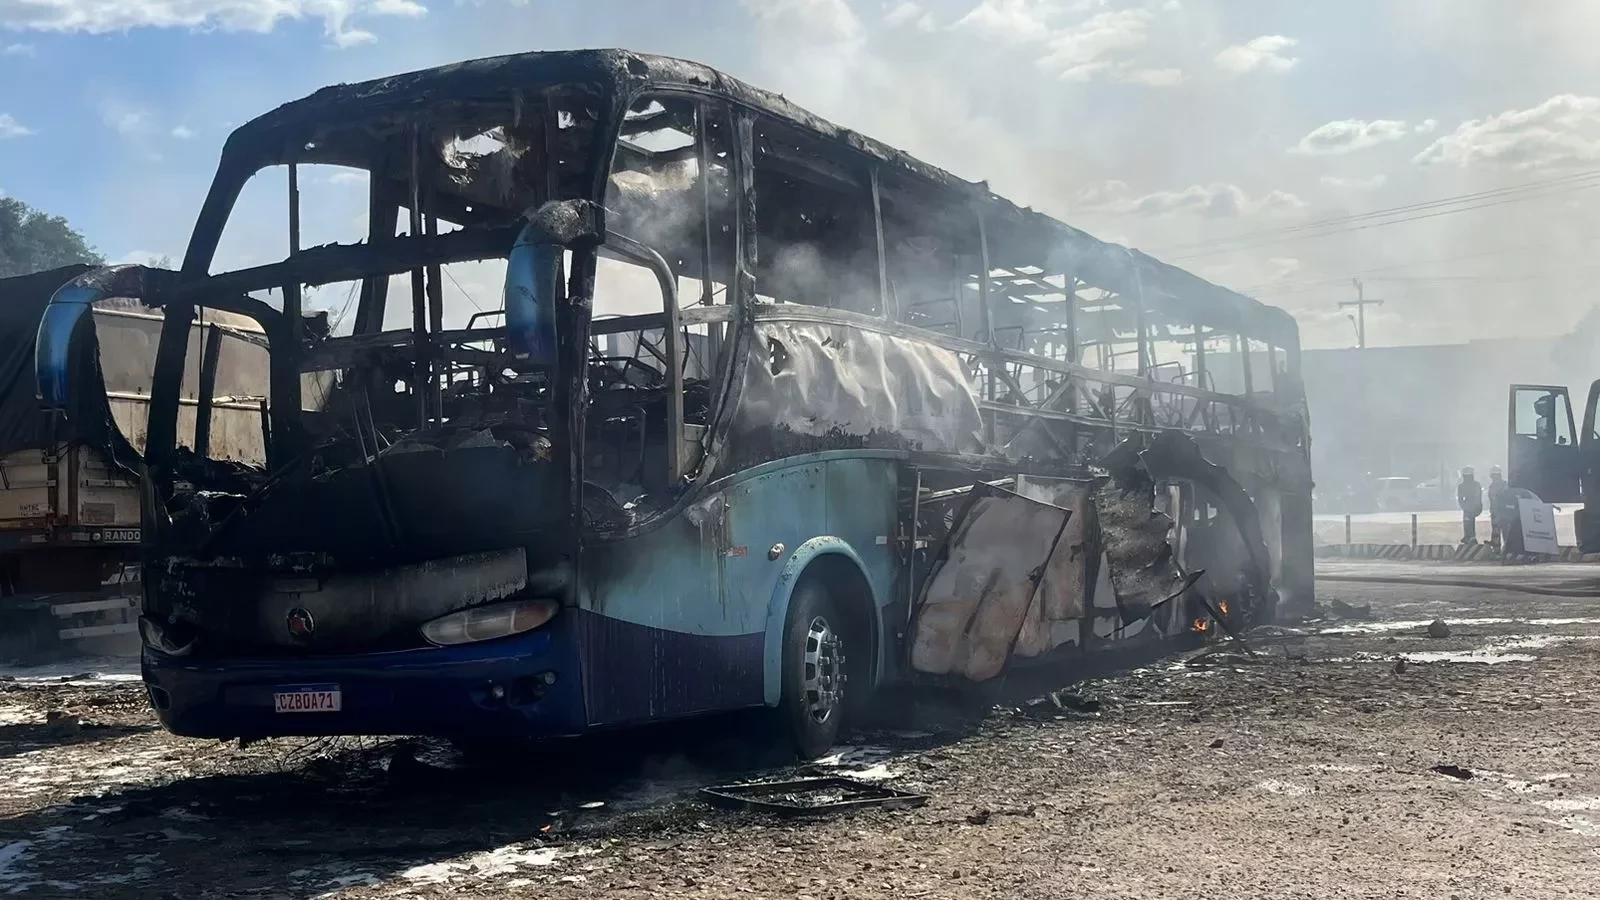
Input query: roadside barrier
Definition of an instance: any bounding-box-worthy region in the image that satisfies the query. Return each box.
[1316,542,1599,564]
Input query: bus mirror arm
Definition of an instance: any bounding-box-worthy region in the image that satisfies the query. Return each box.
[504,200,604,367]
[521,199,603,248]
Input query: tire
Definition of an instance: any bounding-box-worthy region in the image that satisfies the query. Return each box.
[777,579,848,760]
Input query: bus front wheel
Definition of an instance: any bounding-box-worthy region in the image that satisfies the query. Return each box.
[778,579,848,759]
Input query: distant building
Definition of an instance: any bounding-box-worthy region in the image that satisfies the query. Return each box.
[1300,308,1599,510]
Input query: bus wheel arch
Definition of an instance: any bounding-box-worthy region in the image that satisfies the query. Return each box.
[763,539,879,719]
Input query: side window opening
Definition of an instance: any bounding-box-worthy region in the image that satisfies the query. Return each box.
[211,164,371,277]
[883,181,982,339]
[1514,387,1574,446]
[588,95,738,515]
[752,120,880,316]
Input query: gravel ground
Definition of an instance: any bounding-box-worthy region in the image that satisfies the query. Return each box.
[3,562,1600,899]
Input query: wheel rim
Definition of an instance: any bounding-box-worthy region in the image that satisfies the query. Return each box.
[802,615,845,724]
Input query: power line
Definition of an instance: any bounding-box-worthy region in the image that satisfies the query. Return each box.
[1153,172,1600,264]
[1234,232,1600,295]
[1258,262,1600,302]
[1169,180,1600,262]
[1158,168,1600,256]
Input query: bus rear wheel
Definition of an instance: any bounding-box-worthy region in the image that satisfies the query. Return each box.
[778,580,848,760]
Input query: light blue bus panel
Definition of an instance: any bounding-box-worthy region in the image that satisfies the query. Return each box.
[575,451,900,727]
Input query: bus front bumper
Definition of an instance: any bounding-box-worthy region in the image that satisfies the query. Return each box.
[141,626,586,741]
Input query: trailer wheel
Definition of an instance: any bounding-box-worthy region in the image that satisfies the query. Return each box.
[777,578,848,760]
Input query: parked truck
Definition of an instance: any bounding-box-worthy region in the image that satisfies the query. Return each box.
[1505,381,1600,553]
[0,264,271,661]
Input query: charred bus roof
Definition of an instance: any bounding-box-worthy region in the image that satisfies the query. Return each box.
[208,48,1297,349]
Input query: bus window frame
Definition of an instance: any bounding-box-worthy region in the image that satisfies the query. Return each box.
[599,88,750,497]
[629,85,1308,476]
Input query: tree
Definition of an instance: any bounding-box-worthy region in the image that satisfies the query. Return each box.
[0,198,103,278]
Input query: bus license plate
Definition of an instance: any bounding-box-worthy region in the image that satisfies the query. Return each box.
[273,684,342,713]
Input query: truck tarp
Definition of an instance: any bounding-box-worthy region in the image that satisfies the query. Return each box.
[0,265,134,463]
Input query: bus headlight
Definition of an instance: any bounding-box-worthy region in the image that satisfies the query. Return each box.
[420,599,560,646]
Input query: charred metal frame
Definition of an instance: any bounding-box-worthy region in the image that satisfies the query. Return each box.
[129,50,1308,562]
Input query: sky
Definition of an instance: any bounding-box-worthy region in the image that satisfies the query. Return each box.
[3,0,1600,349]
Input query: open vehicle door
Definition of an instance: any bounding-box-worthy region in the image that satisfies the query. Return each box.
[1580,379,1600,552]
[1507,384,1583,504]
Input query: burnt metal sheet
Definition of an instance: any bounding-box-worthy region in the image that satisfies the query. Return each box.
[701,777,927,817]
[1139,430,1277,624]
[910,483,1075,681]
[1093,479,1182,622]
[731,320,985,459]
[1010,476,1098,659]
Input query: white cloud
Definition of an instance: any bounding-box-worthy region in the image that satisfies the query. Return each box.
[954,3,1177,86]
[2,42,35,55]
[1267,256,1301,280]
[101,105,149,136]
[171,124,196,139]
[1416,118,1439,135]
[954,0,1057,44]
[1214,35,1299,74]
[741,0,861,42]
[114,250,175,266]
[1320,174,1388,191]
[1076,179,1305,218]
[1291,119,1412,155]
[0,0,426,48]
[326,170,367,185]
[1036,9,1154,81]
[331,26,376,46]
[884,1,935,31]
[1413,94,1600,170]
[0,113,33,139]
[1116,67,1183,87]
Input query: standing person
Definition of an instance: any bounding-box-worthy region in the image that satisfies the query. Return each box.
[1457,467,1484,545]
[1487,466,1509,548]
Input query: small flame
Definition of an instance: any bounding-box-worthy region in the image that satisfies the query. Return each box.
[1189,617,1210,634]
[1218,599,1231,618]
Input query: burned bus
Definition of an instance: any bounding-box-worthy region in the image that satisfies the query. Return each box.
[35,50,1312,757]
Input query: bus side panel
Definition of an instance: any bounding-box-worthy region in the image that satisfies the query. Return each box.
[822,457,898,686]
[578,497,763,727]
[576,455,896,727]
[725,461,829,707]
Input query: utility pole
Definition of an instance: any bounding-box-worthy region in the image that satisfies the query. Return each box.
[1338,278,1383,349]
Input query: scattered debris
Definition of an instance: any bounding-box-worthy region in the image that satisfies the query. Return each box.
[1019,689,1104,720]
[1185,651,1263,668]
[1427,620,1452,639]
[1329,598,1374,620]
[1431,765,1475,781]
[700,777,927,817]
[1209,738,1225,749]
[43,711,80,739]
[958,805,1039,825]
[1393,658,1408,675]
[1050,691,1103,714]
[1245,625,1309,642]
